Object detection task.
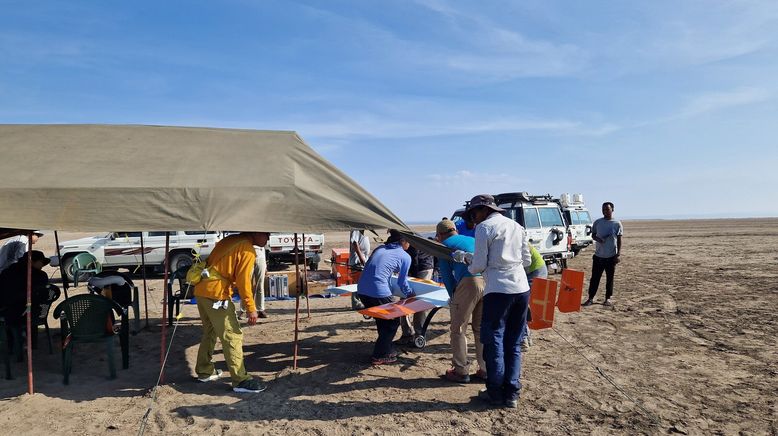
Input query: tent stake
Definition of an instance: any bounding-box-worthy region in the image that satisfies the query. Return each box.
[292,233,301,370]
[25,232,33,395]
[53,231,69,299]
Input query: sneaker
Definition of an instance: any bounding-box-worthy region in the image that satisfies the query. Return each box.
[444,368,470,383]
[371,355,398,365]
[603,299,613,307]
[197,369,224,383]
[504,398,519,408]
[232,378,267,393]
[478,388,502,406]
[258,310,268,319]
[582,299,594,307]
[471,369,487,381]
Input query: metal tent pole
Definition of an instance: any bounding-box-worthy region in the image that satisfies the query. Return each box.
[53,231,69,299]
[140,234,150,328]
[161,233,170,383]
[302,234,310,319]
[25,232,33,394]
[292,233,301,370]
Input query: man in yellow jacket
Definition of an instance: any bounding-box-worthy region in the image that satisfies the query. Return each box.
[194,232,269,393]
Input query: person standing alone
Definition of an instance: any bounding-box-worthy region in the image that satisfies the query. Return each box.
[583,202,623,307]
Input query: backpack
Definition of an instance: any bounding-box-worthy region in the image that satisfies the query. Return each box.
[186,238,246,285]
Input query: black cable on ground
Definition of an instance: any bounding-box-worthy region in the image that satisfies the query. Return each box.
[551,326,662,425]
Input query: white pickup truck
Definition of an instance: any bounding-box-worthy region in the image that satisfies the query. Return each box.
[51,231,223,281]
[266,233,324,271]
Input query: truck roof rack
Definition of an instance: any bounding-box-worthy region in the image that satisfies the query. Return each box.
[494,192,554,205]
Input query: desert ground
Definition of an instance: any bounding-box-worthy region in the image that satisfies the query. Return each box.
[0,219,776,435]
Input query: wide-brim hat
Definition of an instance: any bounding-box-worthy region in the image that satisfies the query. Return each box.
[465,194,504,216]
[22,250,50,266]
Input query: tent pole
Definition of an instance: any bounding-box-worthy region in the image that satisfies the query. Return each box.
[161,233,170,383]
[53,231,69,299]
[140,234,149,328]
[292,233,300,370]
[25,232,34,395]
[302,234,310,319]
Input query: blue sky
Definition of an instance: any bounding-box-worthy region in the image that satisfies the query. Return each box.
[2,1,777,222]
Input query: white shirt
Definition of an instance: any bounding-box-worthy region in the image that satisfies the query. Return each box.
[0,235,30,273]
[468,212,532,295]
[349,230,370,267]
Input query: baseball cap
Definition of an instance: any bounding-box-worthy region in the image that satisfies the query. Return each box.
[436,219,456,235]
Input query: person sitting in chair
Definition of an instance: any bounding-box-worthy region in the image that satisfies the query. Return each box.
[0,250,50,326]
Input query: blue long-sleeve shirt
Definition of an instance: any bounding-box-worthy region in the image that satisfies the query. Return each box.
[357,242,413,298]
[439,234,479,296]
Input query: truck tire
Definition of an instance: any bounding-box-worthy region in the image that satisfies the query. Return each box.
[169,252,194,272]
[60,255,84,283]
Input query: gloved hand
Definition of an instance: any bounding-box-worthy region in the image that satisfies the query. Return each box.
[452,250,473,265]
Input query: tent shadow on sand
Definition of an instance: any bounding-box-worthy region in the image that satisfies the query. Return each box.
[171,332,489,423]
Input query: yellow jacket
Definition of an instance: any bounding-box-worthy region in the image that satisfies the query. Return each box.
[194,234,257,312]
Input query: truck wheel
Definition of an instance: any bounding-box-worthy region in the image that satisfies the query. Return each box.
[61,255,93,283]
[169,252,194,272]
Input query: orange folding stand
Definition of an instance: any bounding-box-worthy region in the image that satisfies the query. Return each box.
[331,248,361,286]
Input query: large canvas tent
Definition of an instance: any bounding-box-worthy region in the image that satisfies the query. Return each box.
[0,124,408,232]
[0,124,410,394]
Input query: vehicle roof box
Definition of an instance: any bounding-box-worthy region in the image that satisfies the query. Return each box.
[494,192,531,204]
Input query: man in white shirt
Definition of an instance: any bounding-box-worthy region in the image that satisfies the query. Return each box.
[349,230,370,310]
[457,194,531,408]
[0,231,44,274]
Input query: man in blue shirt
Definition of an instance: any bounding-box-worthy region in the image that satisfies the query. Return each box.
[583,202,624,307]
[437,219,486,383]
[357,230,415,365]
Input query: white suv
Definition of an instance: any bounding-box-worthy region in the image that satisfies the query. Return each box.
[556,193,593,255]
[493,192,573,270]
[51,231,223,281]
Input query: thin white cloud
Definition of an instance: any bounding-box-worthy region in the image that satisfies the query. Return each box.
[426,170,527,188]
[290,114,615,141]
[679,87,772,118]
[411,0,589,79]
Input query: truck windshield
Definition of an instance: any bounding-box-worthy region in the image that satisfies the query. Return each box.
[538,208,564,227]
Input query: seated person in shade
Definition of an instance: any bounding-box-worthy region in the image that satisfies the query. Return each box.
[0,250,50,326]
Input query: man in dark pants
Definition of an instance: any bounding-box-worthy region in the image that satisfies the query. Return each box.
[356,230,415,365]
[455,194,532,408]
[583,202,623,307]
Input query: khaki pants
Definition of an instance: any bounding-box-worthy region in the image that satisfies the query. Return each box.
[450,276,486,376]
[195,297,251,387]
[252,247,267,311]
[401,269,433,336]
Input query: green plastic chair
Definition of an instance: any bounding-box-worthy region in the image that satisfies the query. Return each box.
[52,294,129,385]
[71,252,102,286]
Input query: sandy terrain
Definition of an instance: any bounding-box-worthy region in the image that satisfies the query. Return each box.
[0,219,776,435]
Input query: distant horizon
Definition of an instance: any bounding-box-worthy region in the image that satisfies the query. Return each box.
[404,213,778,225]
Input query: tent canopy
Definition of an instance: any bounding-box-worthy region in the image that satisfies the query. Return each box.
[0,124,408,233]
